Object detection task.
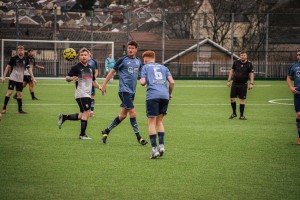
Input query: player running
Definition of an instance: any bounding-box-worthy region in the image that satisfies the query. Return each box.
[100,41,148,145]
[57,48,102,140]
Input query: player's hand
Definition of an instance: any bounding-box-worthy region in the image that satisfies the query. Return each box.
[72,76,78,81]
[248,84,254,90]
[290,87,298,95]
[169,94,172,100]
[227,81,231,87]
[33,79,37,85]
[2,77,5,83]
[101,84,107,95]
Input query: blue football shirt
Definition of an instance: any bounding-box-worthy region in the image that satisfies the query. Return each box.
[141,62,172,100]
[113,56,142,94]
[288,62,300,88]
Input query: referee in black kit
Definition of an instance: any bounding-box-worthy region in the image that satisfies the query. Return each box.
[227,50,254,120]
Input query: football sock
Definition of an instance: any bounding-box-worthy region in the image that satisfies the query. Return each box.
[107,116,121,133]
[64,113,79,121]
[231,102,236,114]
[80,120,87,136]
[149,134,157,148]
[130,117,141,138]
[3,96,10,109]
[158,132,165,145]
[17,98,22,111]
[91,99,95,112]
[240,104,245,116]
[296,118,300,138]
[30,92,35,99]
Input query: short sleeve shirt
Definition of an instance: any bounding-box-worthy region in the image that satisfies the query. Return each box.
[24,56,36,76]
[113,56,142,94]
[88,59,98,71]
[141,62,172,100]
[288,62,300,88]
[68,62,95,99]
[232,60,254,84]
[8,55,29,82]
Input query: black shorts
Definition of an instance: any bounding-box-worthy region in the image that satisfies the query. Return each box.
[230,83,248,99]
[146,98,169,117]
[8,80,23,92]
[119,92,135,109]
[23,75,32,83]
[76,97,92,113]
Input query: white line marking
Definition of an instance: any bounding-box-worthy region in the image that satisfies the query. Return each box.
[268,99,293,105]
[5,103,290,106]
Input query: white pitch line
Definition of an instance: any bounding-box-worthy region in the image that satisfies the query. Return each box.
[268,99,293,105]
[5,103,291,106]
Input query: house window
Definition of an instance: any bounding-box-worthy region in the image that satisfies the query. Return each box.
[233,37,239,47]
[203,13,207,27]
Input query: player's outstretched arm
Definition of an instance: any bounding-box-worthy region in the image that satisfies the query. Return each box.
[101,69,116,93]
[66,76,78,82]
[168,76,175,100]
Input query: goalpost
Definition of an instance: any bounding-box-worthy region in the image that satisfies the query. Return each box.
[1,39,114,78]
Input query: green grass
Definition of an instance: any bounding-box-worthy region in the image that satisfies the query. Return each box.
[0,80,299,200]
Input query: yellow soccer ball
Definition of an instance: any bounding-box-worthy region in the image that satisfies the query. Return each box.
[63,48,77,61]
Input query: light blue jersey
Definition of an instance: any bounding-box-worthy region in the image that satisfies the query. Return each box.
[114,56,142,94]
[141,62,172,100]
[288,62,300,88]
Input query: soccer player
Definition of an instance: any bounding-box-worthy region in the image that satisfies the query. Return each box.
[100,41,148,145]
[105,53,115,83]
[88,53,99,117]
[140,50,175,159]
[57,48,102,140]
[227,50,254,120]
[1,45,37,114]
[13,48,44,100]
[287,49,300,145]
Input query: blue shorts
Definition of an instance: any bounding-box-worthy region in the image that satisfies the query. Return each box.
[76,97,91,113]
[146,98,169,118]
[294,94,300,112]
[119,92,135,109]
[8,80,23,92]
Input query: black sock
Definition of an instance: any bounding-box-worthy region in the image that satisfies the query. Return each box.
[130,117,141,139]
[240,104,245,116]
[17,98,22,111]
[31,92,35,99]
[231,102,236,115]
[158,132,164,145]
[149,134,157,148]
[64,113,79,121]
[296,118,300,138]
[91,99,95,112]
[3,96,10,109]
[80,120,87,136]
[107,116,122,133]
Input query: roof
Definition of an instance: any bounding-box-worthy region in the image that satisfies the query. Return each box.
[163,38,239,64]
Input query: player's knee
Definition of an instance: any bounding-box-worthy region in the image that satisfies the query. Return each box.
[119,114,127,121]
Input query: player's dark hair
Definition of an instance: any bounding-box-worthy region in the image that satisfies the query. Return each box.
[240,50,247,54]
[297,49,300,53]
[127,41,138,48]
[27,48,33,53]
